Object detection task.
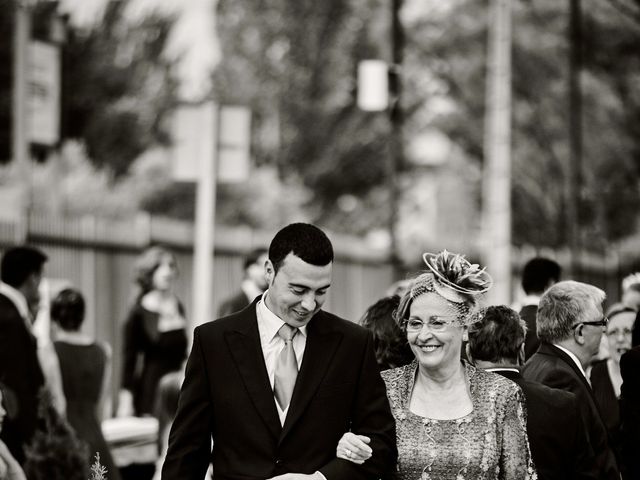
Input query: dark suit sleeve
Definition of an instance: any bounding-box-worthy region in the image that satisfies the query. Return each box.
[161,327,213,480]
[319,332,397,480]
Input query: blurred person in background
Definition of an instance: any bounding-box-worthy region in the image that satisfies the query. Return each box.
[119,246,188,418]
[620,273,640,311]
[522,280,620,479]
[467,305,597,480]
[359,295,413,370]
[519,257,562,360]
[337,251,536,479]
[51,288,121,480]
[590,303,635,465]
[0,383,26,480]
[619,273,640,347]
[0,246,48,464]
[619,346,640,479]
[218,248,268,317]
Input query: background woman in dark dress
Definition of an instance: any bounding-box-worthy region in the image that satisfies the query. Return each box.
[118,246,187,417]
[51,288,121,480]
[590,303,635,462]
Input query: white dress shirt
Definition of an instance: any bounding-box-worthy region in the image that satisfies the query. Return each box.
[256,294,307,425]
[0,281,30,325]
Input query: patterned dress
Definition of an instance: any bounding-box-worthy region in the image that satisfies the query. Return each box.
[382,361,537,480]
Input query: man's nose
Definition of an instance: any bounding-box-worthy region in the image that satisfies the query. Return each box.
[300,293,316,311]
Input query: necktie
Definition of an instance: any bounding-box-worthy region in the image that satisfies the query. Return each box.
[274,323,299,410]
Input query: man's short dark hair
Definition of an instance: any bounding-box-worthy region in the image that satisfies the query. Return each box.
[269,223,333,273]
[467,305,526,363]
[1,246,47,288]
[244,248,267,271]
[521,257,561,295]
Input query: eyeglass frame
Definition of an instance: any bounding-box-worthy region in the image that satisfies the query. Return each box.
[571,316,609,329]
[402,315,459,333]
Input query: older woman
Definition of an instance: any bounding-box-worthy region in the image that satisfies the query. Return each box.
[337,251,536,479]
[118,246,188,417]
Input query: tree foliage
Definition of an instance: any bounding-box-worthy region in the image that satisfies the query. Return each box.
[213,0,394,231]
[0,0,178,178]
[61,0,178,178]
[213,0,640,248]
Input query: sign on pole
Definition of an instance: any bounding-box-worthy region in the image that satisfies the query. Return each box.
[218,106,251,183]
[357,60,389,112]
[28,41,61,146]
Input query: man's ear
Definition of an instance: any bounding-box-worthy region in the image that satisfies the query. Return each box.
[573,324,586,345]
[265,260,275,284]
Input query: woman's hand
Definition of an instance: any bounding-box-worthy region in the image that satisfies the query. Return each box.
[335,432,372,464]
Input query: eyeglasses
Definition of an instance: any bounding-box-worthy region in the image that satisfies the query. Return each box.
[404,316,458,333]
[572,317,609,329]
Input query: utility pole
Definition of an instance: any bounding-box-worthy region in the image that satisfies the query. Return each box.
[567,0,583,277]
[389,0,403,275]
[482,0,512,304]
[12,0,32,212]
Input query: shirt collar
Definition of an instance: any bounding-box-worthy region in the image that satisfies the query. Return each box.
[257,291,308,341]
[0,282,30,321]
[554,343,589,380]
[485,367,520,374]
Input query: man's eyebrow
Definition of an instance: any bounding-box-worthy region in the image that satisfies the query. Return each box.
[289,282,331,290]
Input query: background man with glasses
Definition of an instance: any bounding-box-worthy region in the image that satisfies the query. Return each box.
[522,280,620,480]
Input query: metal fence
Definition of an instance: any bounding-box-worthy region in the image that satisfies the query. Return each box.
[0,212,396,409]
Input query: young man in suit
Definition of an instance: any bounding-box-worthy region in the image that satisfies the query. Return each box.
[0,246,48,464]
[218,248,269,317]
[522,281,620,480]
[467,305,598,480]
[519,257,561,360]
[162,223,397,480]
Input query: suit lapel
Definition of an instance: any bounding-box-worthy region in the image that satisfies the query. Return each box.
[279,311,342,442]
[542,343,596,396]
[225,303,281,440]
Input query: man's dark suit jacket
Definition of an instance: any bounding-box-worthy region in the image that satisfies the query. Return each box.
[493,369,597,480]
[522,343,620,480]
[162,299,397,480]
[620,346,640,479]
[0,292,44,464]
[520,305,540,360]
[218,290,251,317]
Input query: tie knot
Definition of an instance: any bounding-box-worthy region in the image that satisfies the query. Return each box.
[278,323,298,342]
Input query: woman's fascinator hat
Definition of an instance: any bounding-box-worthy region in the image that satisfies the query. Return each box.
[404,250,493,325]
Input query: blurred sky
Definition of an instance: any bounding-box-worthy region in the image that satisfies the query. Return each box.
[58,0,220,99]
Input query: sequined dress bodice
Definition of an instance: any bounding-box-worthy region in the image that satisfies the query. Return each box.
[382,361,537,480]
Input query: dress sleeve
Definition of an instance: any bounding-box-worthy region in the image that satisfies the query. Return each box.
[498,386,538,480]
